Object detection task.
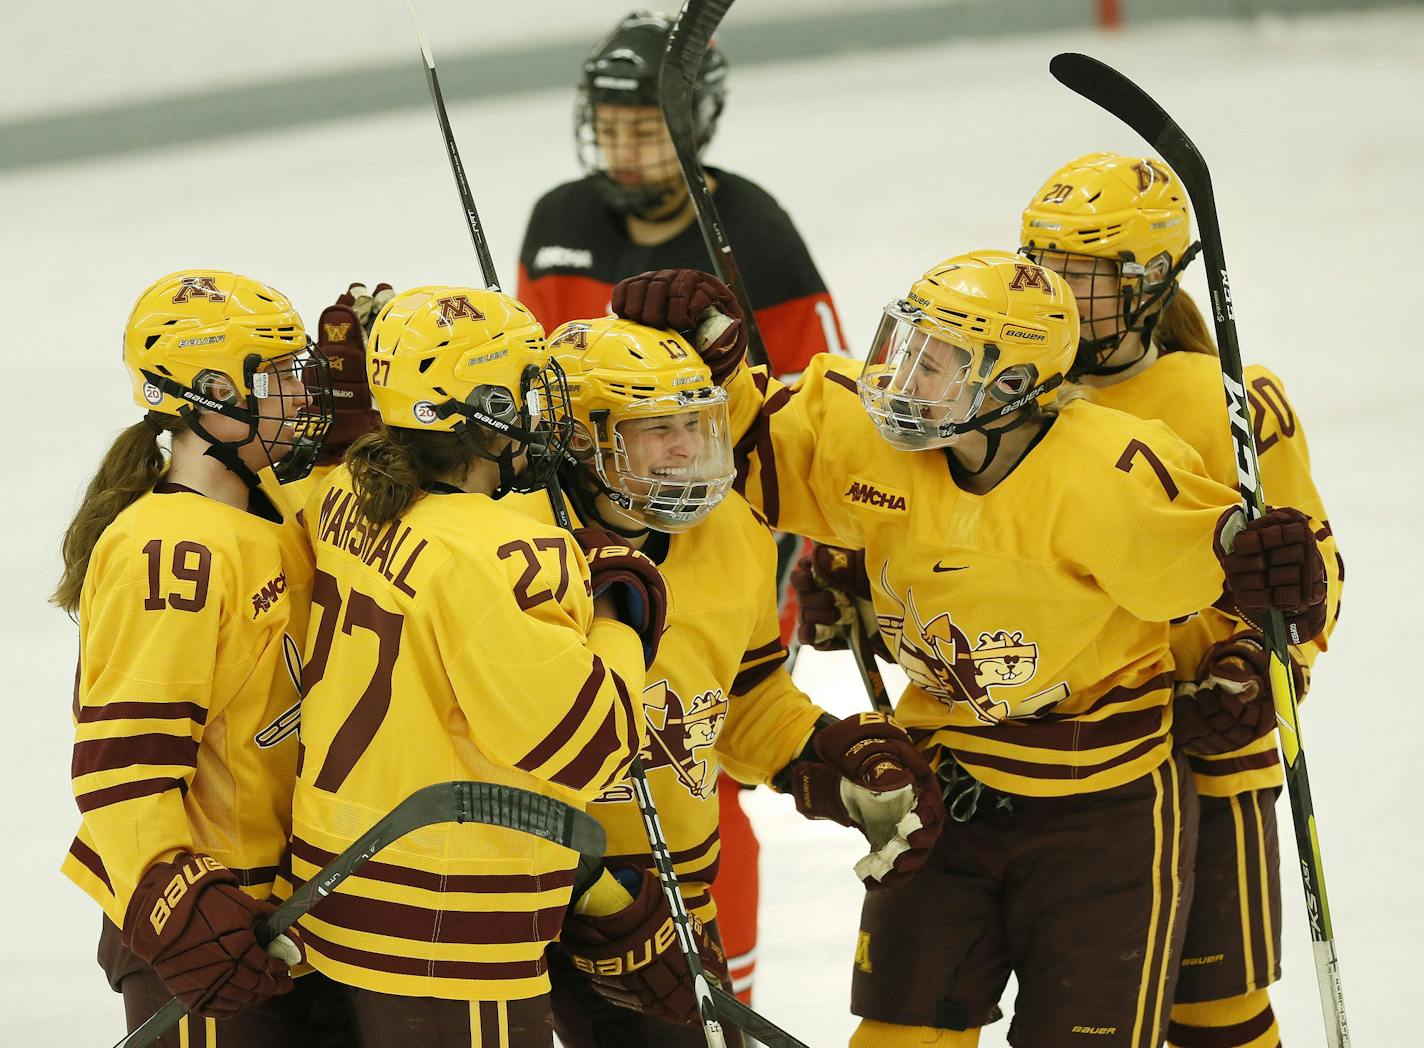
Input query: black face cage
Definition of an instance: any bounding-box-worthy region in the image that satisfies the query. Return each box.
[452,360,575,495]
[1021,243,1200,377]
[573,71,725,217]
[141,342,334,484]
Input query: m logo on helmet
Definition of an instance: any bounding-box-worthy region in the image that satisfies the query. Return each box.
[171,277,226,304]
[1008,264,1052,293]
[435,295,485,328]
[1132,160,1170,192]
[551,324,590,350]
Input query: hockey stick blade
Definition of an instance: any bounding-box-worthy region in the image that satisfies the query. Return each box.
[116,782,603,1048]
[711,984,810,1048]
[1048,52,1351,1048]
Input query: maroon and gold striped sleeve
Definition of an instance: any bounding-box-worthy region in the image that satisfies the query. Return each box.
[443,567,648,804]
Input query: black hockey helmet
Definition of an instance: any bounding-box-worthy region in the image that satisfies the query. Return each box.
[575,10,729,216]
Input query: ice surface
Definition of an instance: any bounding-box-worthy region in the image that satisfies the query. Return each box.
[3,8,1421,1044]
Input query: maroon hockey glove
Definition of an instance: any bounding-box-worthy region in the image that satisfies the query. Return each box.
[1220,506,1328,643]
[791,713,944,889]
[575,527,669,666]
[123,853,302,1019]
[562,867,731,1028]
[1174,632,1306,756]
[790,545,893,660]
[313,282,391,465]
[611,268,747,385]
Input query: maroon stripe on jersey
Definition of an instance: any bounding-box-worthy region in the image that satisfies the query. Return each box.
[76,700,208,725]
[308,890,567,946]
[951,732,1164,782]
[1314,519,1333,542]
[289,836,576,894]
[731,659,783,697]
[1187,748,1280,778]
[548,701,622,793]
[517,657,606,774]
[72,733,198,777]
[824,370,858,396]
[947,703,1167,752]
[300,927,548,982]
[731,370,771,499]
[1045,673,1172,720]
[75,775,187,813]
[754,400,782,528]
[742,638,786,664]
[604,826,720,871]
[68,837,113,892]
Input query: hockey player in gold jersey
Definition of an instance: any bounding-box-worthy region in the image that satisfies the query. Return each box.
[289,286,664,1048]
[498,313,942,1047]
[1021,152,1344,1048]
[612,259,1331,1048]
[55,271,339,1045]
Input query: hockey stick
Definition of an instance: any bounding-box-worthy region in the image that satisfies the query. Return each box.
[402,0,501,290]
[660,0,768,369]
[849,621,894,717]
[117,782,606,1048]
[1048,52,1350,1048]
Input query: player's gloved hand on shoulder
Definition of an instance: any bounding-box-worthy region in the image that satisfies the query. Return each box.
[562,866,731,1028]
[123,852,302,1018]
[785,713,944,890]
[611,268,747,385]
[790,544,893,661]
[1218,506,1327,643]
[313,281,393,465]
[1173,631,1304,756]
[575,527,669,666]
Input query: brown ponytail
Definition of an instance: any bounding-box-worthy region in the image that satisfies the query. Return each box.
[346,426,484,525]
[53,416,180,616]
[1153,287,1218,357]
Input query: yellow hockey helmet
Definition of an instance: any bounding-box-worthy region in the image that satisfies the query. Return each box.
[122,270,333,482]
[366,286,572,494]
[1019,152,1200,375]
[550,315,734,533]
[858,251,1078,451]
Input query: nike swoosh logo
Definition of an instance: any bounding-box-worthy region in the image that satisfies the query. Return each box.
[932,562,968,573]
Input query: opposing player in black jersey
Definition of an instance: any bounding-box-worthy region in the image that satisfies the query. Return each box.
[517,9,850,1006]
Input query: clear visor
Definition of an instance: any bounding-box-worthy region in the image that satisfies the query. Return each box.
[857,302,998,450]
[600,388,735,532]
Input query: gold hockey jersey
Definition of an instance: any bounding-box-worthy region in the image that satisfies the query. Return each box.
[290,469,648,1001]
[505,488,826,924]
[1087,352,1343,796]
[62,481,312,927]
[725,354,1245,798]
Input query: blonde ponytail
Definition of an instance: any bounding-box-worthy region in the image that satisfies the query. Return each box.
[346,427,481,525]
[1154,287,1217,357]
[54,416,178,616]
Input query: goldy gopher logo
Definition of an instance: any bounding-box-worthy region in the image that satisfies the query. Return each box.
[877,563,1069,724]
[596,680,728,803]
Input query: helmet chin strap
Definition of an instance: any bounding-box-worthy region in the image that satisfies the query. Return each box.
[183,409,264,490]
[947,406,1041,478]
[566,467,650,539]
